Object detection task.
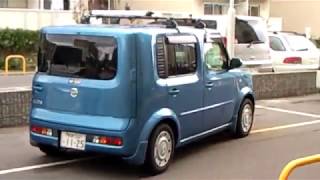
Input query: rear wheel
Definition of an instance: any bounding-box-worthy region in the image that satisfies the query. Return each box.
[39,145,63,156]
[234,99,254,138]
[146,124,175,175]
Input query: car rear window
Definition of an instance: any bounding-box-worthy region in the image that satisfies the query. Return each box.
[284,34,317,51]
[235,19,267,44]
[38,34,117,80]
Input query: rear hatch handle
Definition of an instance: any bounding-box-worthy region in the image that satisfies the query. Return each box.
[33,85,43,92]
[169,88,180,96]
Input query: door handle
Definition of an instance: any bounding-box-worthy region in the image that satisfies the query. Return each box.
[169,88,180,95]
[205,82,214,88]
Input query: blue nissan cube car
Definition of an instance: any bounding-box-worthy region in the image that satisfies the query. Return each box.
[30,21,255,174]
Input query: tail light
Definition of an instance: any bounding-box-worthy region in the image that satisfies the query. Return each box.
[222,37,227,47]
[283,57,302,64]
[92,136,123,146]
[31,125,53,136]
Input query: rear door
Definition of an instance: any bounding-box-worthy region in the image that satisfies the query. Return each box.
[33,33,136,130]
[159,34,204,139]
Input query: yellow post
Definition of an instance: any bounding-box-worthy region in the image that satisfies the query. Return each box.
[4,55,26,74]
[279,154,320,180]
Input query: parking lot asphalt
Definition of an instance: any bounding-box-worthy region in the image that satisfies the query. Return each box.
[0,94,319,180]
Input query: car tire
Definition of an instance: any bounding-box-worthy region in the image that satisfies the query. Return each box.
[145,124,175,175]
[234,99,254,138]
[39,145,62,156]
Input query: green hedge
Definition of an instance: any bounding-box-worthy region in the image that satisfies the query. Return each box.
[0,28,39,71]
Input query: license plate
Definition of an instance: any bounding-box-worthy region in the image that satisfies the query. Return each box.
[60,131,86,150]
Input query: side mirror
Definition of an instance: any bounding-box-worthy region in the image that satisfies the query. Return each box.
[229,58,243,69]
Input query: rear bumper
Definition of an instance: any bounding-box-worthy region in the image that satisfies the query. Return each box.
[241,60,273,72]
[29,119,147,165]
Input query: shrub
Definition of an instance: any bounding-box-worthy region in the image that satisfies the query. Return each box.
[0,28,39,71]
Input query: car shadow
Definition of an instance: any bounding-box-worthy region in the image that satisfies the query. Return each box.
[47,131,236,178]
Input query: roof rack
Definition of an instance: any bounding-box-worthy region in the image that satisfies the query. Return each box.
[80,10,207,33]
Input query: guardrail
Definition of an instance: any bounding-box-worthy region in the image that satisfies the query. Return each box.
[4,55,26,74]
[279,154,320,180]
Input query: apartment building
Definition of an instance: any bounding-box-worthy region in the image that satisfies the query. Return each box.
[270,0,320,37]
[0,0,270,30]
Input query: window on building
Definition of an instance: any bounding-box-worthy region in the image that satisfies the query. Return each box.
[204,3,223,15]
[0,0,27,8]
[204,3,213,15]
[44,0,70,10]
[213,4,223,15]
[89,0,112,10]
[249,6,260,16]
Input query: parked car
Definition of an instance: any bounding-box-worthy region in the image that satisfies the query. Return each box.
[30,20,255,174]
[194,15,272,73]
[269,32,320,72]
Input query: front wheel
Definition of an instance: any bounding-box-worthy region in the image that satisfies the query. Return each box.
[234,99,254,138]
[145,124,175,175]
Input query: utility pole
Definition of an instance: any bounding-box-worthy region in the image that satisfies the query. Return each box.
[227,0,236,58]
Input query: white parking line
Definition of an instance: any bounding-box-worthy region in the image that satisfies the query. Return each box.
[0,157,95,175]
[252,119,320,134]
[256,105,320,118]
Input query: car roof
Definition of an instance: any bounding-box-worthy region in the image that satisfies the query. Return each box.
[269,31,305,37]
[42,24,221,38]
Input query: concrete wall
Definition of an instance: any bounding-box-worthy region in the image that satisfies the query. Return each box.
[0,90,31,128]
[0,71,319,127]
[253,71,319,99]
[270,0,320,38]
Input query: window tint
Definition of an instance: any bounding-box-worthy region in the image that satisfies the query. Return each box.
[235,20,260,44]
[235,20,258,43]
[167,43,197,76]
[204,42,227,71]
[38,34,117,80]
[269,36,286,51]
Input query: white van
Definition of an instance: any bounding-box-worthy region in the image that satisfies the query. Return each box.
[195,15,272,72]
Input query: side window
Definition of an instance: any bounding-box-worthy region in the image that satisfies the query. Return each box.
[269,36,286,51]
[167,43,197,76]
[156,35,197,78]
[204,42,227,71]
